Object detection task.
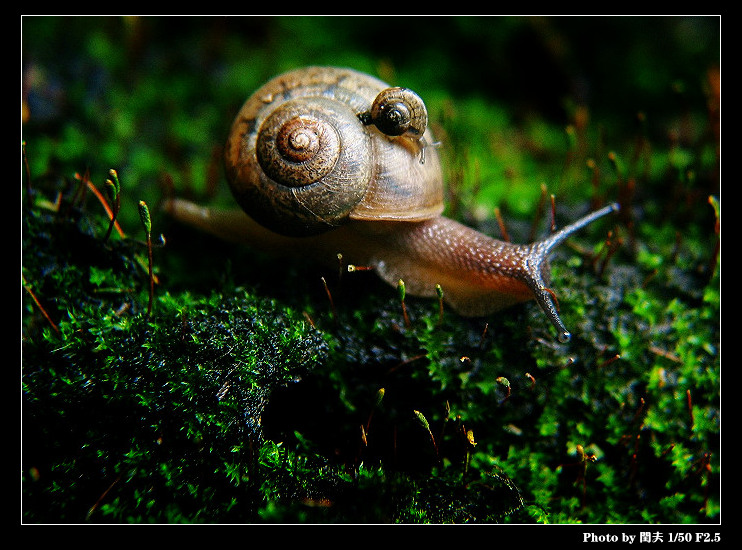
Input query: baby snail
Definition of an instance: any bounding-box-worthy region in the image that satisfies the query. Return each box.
[166,66,619,343]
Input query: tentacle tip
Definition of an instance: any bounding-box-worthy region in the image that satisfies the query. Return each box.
[531,286,574,343]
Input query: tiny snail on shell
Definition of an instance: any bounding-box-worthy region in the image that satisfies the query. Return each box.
[358,86,432,162]
[166,66,619,342]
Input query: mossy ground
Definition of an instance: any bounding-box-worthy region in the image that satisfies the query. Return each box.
[22,16,720,526]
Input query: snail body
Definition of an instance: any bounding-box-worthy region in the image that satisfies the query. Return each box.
[167,66,618,342]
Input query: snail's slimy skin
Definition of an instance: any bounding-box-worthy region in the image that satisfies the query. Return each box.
[166,197,618,342]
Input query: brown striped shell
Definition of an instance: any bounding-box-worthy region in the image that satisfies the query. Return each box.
[224,66,443,236]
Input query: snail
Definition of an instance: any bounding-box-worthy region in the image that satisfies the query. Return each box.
[166,66,619,342]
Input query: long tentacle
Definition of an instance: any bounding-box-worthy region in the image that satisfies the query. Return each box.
[524,202,620,342]
[540,203,620,255]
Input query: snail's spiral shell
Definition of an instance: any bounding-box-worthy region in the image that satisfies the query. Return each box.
[225,66,444,236]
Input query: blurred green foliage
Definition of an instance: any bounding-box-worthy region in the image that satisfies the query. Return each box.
[22,16,719,524]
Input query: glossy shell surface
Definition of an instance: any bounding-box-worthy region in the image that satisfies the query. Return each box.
[224,66,444,236]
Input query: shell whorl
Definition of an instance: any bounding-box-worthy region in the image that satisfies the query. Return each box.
[258,113,340,184]
[228,93,373,236]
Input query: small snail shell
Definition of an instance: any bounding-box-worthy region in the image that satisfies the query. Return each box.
[168,66,619,342]
[362,86,428,139]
